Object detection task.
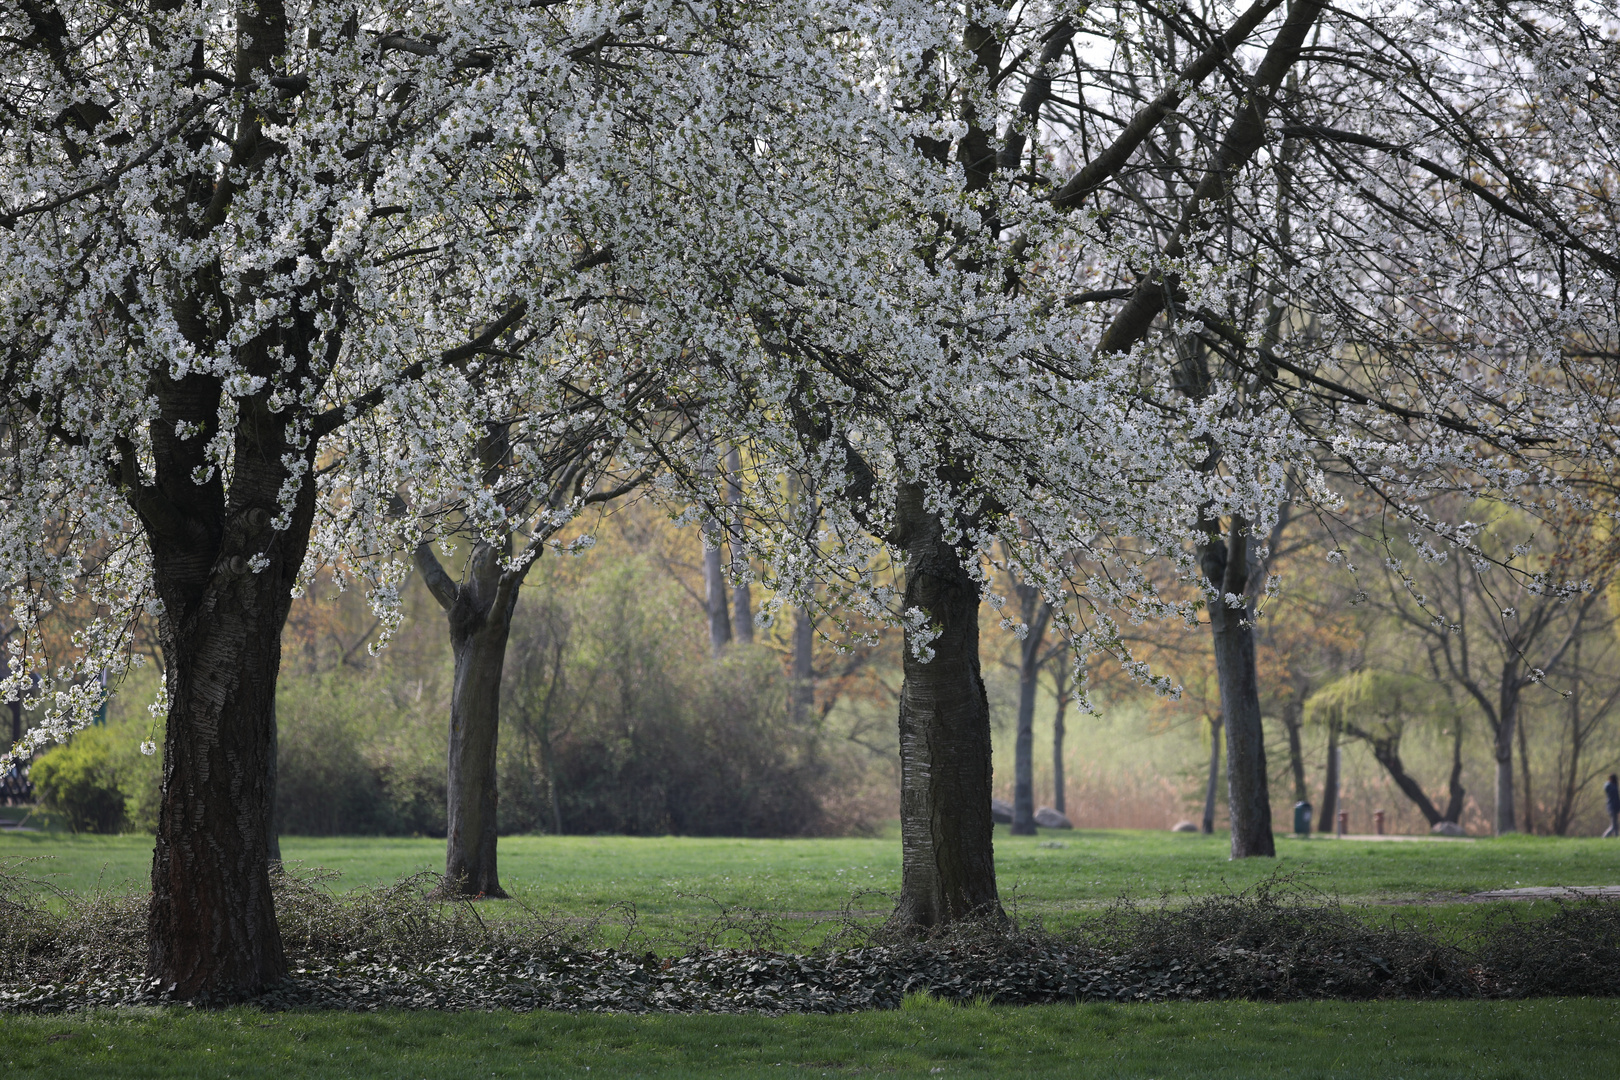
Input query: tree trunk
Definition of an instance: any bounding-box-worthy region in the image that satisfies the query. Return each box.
[1442,720,1466,824]
[1317,720,1340,834]
[1347,726,1443,826]
[1495,666,1520,834]
[435,541,515,898]
[1201,520,1274,857]
[146,420,318,999]
[1011,590,1051,836]
[1202,714,1222,834]
[726,447,753,644]
[791,605,815,725]
[1051,647,1069,818]
[892,482,1002,928]
[1282,693,1309,806]
[1517,701,1535,834]
[703,533,732,657]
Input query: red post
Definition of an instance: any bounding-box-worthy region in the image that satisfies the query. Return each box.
[1336,810,1348,837]
[1374,809,1386,836]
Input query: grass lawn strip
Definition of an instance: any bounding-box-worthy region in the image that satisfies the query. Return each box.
[0,998,1613,1078]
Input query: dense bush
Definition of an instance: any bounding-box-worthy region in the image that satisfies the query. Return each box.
[274,672,447,838]
[1,869,1616,1013]
[499,556,835,837]
[29,711,160,834]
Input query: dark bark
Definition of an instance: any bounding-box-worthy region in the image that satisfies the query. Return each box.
[1050,646,1069,817]
[1517,699,1535,834]
[1201,519,1274,857]
[1317,721,1340,833]
[1011,582,1051,836]
[1282,692,1309,806]
[892,482,1002,928]
[1443,720,1466,824]
[1202,714,1222,835]
[418,539,518,898]
[703,531,732,658]
[726,447,753,644]
[146,399,318,999]
[1495,663,1520,834]
[1343,723,1444,826]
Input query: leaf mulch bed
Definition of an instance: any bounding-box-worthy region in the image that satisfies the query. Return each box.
[0,868,1615,1013]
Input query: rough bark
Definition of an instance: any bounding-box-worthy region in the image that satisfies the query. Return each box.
[1201,520,1275,857]
[1202,714,1222,834]
[418,539,518,898]
[146,395,318,1000]
[892,482,1002,928]
[1011,584,1051,836]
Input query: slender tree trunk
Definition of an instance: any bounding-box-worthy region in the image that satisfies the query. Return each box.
[1317,721,1340,834]
[1011,590,1051,836]
[1347,727,1443,826]
[1554,657,1581,836]
[1517,702,1535,834]
[1051,647,1069,817]
[703,534,732,657]
[892,482,1002,928]
[1442,720,1466,824]
[726,447,753,644]
[436,541,515,898]
[1495,666,1520,834]
[1202,714,1222,834]
[792,605,815,725]
[1202,520,1274,857]
[1282,694,1309,806]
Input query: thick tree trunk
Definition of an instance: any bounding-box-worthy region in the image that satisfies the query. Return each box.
[1495,668,1520,834]
[146,415,317,999]
[1201,520,1274,857]
[439,542,515,898]
[892,483,1002,928]
[1202,714,1222,834]
[1318,722,1340,833]
[1011,591,1051,836]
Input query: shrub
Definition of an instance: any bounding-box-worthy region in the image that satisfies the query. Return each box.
[29,711,161,834]
[499,557,836,837]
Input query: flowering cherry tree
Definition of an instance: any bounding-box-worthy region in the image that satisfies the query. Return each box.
[0,0,940,996]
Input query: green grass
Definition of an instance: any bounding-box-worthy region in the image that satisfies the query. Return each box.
[0,998,1615,1078]
[5,826,1617,908]
[4,826,1618,947]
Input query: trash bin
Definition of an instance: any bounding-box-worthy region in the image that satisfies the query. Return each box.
[1293,801,1313,836]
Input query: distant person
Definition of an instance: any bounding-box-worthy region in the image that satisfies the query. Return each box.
[1605,774,1620,838]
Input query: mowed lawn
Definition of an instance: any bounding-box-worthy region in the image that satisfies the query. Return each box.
[4,826,1619,937]
[1,998,1616,1078]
